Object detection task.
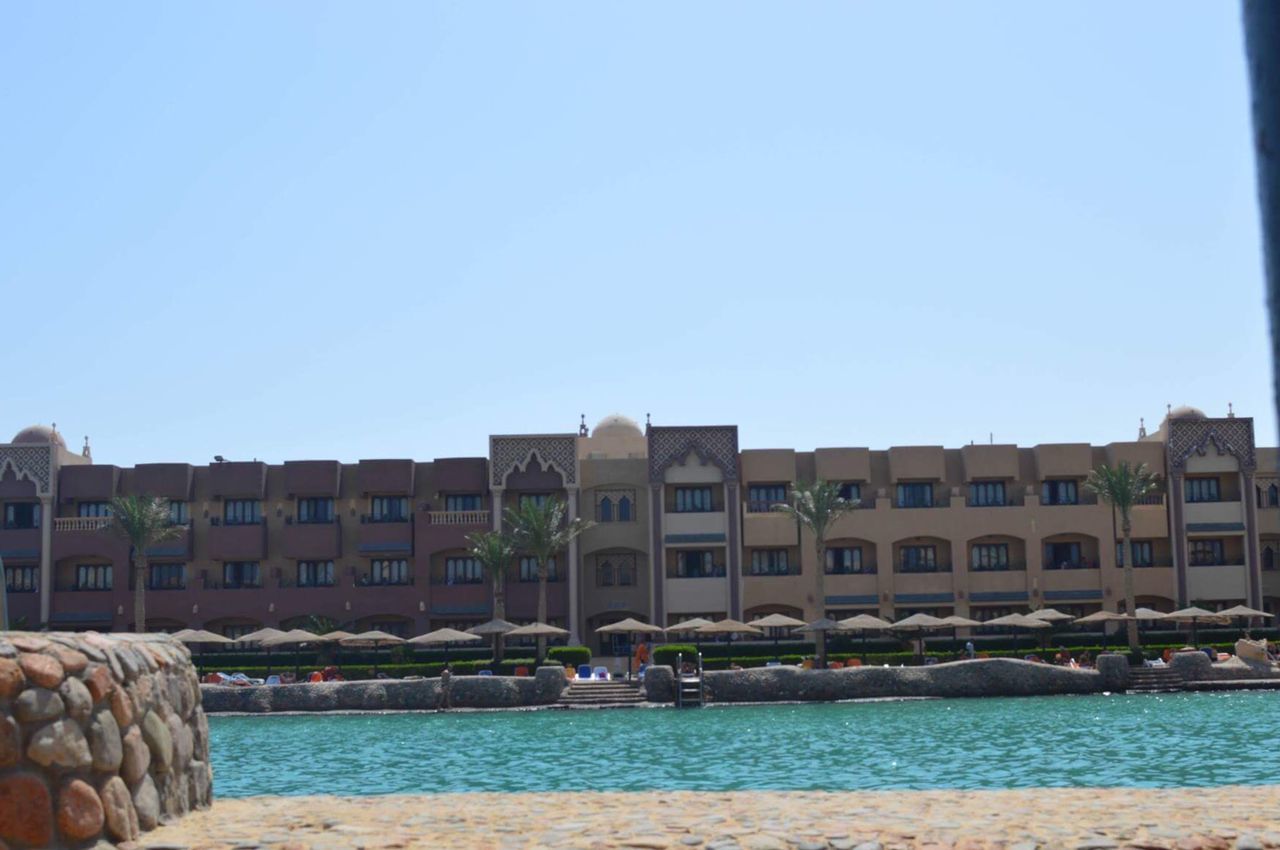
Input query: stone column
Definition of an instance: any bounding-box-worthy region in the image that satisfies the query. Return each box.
[491,488,503,532]
[650,484,664,625]
[1169,472,1188,605]
[567,487,581,644]
[726,482,742,619]
[39,494,53,626]
[1243,470,1263,607]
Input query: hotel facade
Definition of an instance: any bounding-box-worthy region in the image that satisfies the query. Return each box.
[1,408,1276,655]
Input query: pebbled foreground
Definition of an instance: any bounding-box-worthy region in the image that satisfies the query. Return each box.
[140,787,1280,850]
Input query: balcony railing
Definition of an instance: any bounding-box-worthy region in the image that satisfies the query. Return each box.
[895,562,953,574]
[1043,558,1100,570]
[361,515,410,524]
[968,560,1028,572]
[54,579,113,592]
[53,516,113,532]
[745,501,786,514]
[427,510,491,526]
[1135,493,1166,506]
[668,565,728,578]
[356,574,414,587]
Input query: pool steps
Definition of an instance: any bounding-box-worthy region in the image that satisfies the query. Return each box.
[557,680,646,707]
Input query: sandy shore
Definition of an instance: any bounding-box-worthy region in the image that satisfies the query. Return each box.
[140,787,1280,850]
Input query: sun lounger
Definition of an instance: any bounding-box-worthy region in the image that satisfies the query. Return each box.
[577,664,592,680]
[766,661,782,667]
[478,669,494,676]
[592,666,609,681]
[265,675,281,685]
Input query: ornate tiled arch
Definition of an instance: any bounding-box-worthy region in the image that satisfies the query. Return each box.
[1167,417,1256,473]
[489,435,578,487]
[0,445,53,496]
[647,426,739,483]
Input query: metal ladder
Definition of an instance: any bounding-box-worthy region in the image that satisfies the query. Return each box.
[675,651,705,707]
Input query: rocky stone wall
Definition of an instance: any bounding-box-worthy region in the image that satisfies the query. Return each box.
[644,658,1108,703]
[200,665,567,713]
[0,632,210,849]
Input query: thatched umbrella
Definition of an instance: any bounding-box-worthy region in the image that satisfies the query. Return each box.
[1166,606,1230,648]
[694,619,762,669]
[408,628,482,669]
[339,631,406,678]
[1026,607,1075,650]
[467,618,517,665]
[983,613,1052,654]
[666,617,714,656]
[505,622,568,665]
[1074,609,1133,653]
[838,613,894,661]
[260,629,324,680]
[597,618,665,678]
[235,627,287,676]
[319,630,356,672]
[172,629,233,677]
[747,613,808,661]
[792,618,843,668]
[891,613,949,663]
[1216,604,1274,638]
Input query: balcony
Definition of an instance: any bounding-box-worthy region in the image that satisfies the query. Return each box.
[207,521,267,560]
[53,579,114,592]
[894,562,953,574]
[427,510,490,526]
[52,516,132,563]
[1043,558,1100,570]
[357,520,413,556]
[0,526,41,560]
[356,572,414,587]
[281,519,342,560]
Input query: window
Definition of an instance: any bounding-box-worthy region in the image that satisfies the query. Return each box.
[75,563,112,590]
[297,560,334,587]
[968,481,1006,507]
[519,556,557,582]
[749,549,791,576]
[168,500,189,526]
[598,561,615,586]
[618,496,632,522]
[599,497,613,522]
[747,485,787,512]
[1044,542,1086,569]
[1270,484,1279,507]
[445,494,482,512]
[369,496,409,522]
[1189,539,1225,566]
[1264,546,1276,572]
[674,487,714,513]
[1116,541,1154,568]
[838,482,861,502]
[675,550,721,578]
[4,565,37,592]
[898,545,938,572]
[77,501,111,518]
[297,498,334,524]
[970,544,1010,571]
[826,546,868,574]
[222,561,260,588]
[147,563,185,590]
[618,560,635,586]
[370,559,410,585]
[223,500,261,525]
[1185,477,1221,503]
[518,493,550,509]
[3,502,40,529]
[444,557,483,585]
[1041,480,1078,506]
[895,483,934,508]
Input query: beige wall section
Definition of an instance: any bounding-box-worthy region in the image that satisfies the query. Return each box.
[740,449,797,484]
[665,450,725,484]
[961,445,1019,481]
[1185,452,1244,475]
[1105,441,1165,469]
[577,454,651,629]
[814,448,871,483]
[1033,444,1093,478]
[888,446,945,481]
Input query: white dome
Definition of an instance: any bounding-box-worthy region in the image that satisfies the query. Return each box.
[592,414,642,438]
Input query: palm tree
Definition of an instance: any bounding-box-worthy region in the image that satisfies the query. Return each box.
[1085,462,1160,651]
[466,530,516,660]
[109,495,184,633]
[505,497,593,657]
[775,480,861,667]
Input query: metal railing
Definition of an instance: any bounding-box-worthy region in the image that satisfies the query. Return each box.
[52,516,113,532]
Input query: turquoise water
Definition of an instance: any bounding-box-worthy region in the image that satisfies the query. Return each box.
[209,692,1280,797]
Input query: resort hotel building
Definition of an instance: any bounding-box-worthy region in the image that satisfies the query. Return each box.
[1,407,1277,655]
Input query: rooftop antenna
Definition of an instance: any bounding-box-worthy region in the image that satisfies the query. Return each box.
[1228,402,1235,418]
[645,412,651,433]
[578,414,588,437]
[1138,417,1147,439]
[82,436,91,460]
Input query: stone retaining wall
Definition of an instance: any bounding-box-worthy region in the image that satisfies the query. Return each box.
[200,665,567,713]
[645,658,1108,702]
[0,632,211,849]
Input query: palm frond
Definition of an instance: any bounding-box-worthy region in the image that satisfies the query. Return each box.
[1084,462,1160,515]
[108,495,183,550]
[778,480,861,542]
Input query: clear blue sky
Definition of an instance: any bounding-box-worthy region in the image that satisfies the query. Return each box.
[1,2,1271,466]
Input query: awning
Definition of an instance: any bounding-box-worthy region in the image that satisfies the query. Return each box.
[48,612,114,628]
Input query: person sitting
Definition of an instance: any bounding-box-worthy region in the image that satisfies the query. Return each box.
[308,670,323,683]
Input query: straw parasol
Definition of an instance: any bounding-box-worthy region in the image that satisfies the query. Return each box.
[506,622,568,664]
[1216,604,1274,637]
[1073,609,1133,652]
[408,628,482,668]
[892,613,950,664]
[983,613,1051,654]
[939,615,982,628]
[838,613,894,661]
[748,613,808,662]
[232,627,287,675]
[467,618,517,663]
[597,618,665,678]
[1028,608,1076,622]
[340,630,407,678]
[695,619,763,668]
[261,629,324,679]
[1165,606,1230,647]
[793,618,843,668]
[666,617,714,656]
[171,630,233,676]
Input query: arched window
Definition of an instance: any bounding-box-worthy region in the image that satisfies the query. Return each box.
[1264,546,1276,572]
[618,562,635,586]
[598,561,615,586]
[1270,484,1279,507]
[618,496,632,522]
[599,497,613,522]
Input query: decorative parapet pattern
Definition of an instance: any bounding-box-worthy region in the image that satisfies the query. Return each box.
[0,445,53,496]
[1167,417,1256,473]
[647,426,739,483]
[0,632,211,848]
[489,435,578,487]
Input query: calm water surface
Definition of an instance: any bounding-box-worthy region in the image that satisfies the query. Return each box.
[209,692,1280,797]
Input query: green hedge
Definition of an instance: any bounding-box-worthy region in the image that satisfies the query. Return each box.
[547,646,591,666]
[199,658,541,681]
